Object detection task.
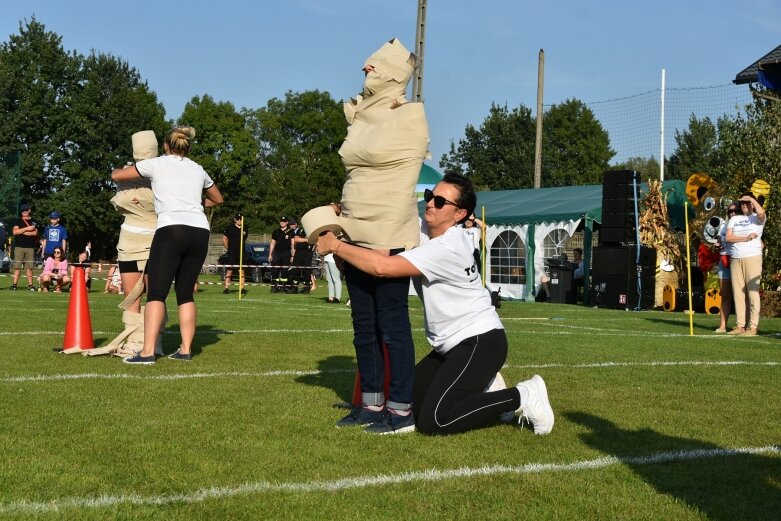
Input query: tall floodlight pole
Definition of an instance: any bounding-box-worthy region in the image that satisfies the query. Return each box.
[660,68,666,181]
[412,0,427,102]
[533,49,545,189]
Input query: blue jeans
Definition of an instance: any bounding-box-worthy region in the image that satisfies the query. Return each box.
[344,253,415,409]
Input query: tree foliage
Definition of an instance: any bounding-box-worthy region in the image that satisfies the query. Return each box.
[439,103,536,190]
[0,18,168,259]
[666,115,719,182]
[440,100,613,189]
[611,156,661,180]
[714,95,781,284]
[244,90,347,225]
[180,95,260,232]
[541,99,615,186]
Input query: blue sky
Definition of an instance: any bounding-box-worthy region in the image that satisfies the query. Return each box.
[3,0,780,167]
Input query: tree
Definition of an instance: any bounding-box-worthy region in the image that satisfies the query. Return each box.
[665,115,719,182]
[440,100,613,190]
[541,99,615,186]
[715,95,781,284]
[179,95,260,231]
[440,103,536,190]
[611,156,661,181]
[0,17,78,199]
[0,18,169,259]
[244,90,347,226]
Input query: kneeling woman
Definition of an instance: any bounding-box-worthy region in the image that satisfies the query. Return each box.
[112,126,223,364]
[317,173,553,435]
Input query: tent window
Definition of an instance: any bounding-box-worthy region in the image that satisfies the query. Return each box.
[489,231,525,285]
[543,229,571,260]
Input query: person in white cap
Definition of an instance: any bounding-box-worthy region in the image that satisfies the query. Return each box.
[112,126,223,364]
[318,173,554,436]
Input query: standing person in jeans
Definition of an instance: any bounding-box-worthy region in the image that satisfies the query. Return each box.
[269,216,293,293]
[318,173,554,436]
[112,126,223,364]
[11,204,38,291]
[714,203,738,334]
[323,253,342,303]
[330,38,429,434]
[726,193,766,336]
[222,213,248,294]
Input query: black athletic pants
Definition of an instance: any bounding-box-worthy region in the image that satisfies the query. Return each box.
[146,225,209,305]
[412,328,520,435]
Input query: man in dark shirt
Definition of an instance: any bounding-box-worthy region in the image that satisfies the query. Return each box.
[222,213,248,294]
[11,204,39,291]
[290,218,313,293]
[269,216,293,293]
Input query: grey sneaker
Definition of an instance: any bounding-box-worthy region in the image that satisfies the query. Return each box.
[516,375,554,435]
[336,405,385,428]
[364,409,415,435]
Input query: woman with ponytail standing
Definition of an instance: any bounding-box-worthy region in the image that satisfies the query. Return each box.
[112,126,223,364]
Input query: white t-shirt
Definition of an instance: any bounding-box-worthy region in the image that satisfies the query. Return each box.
[464,225,481,250]
[399,224,503,354]
[727,213,764,258]
[717,223,732,257]
[135,155,214,230]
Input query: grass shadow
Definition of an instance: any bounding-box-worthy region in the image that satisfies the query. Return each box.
[565,411,781,520]
[165,323,230,357]
[295,355,356,405]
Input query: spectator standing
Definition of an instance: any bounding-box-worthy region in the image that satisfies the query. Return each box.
[0,221,7,251]
[726,193,766,336]
[290,218,312,293]
[11,204,38,291]
[715,204,738,333]
[269,216,293,292]
[39,247,70,292]
[112,126,223,364]
[41,211,68,259]
[323,253,342,303]
[463,214,483,274]
[222,213,248,294]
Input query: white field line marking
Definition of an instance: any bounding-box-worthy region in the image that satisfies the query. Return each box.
[3,360,778,384]
[0,445,778,514]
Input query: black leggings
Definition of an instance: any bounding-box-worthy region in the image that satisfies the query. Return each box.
[413,328,520,435]
[146,225,209,306]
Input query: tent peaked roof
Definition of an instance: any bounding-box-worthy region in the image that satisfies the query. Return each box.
[466,180,691,229]
[418,163,443,184]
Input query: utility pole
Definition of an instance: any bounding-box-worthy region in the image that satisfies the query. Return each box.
[412,0,427,102]
[533,49,545,189]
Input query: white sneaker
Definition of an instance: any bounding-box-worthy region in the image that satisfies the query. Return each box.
[516,375,554,435]
[485,372,516,423]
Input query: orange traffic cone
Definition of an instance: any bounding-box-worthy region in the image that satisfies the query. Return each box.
[351,342,392,406]
[60,265,95,353]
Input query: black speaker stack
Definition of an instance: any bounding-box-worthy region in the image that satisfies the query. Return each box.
[590,245,656,310]
[600,170,640,246]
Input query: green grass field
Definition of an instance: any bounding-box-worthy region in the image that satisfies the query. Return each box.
[1,275,780,520]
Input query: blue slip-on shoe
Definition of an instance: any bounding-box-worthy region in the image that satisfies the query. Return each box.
[336,405,385,428]
[364,409,415,435]
[168,350,192,361]
[122,354,156,365]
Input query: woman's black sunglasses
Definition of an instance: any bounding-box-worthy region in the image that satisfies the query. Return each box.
[424,188,459,209]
